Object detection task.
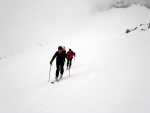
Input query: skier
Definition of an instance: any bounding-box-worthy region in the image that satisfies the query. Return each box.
[62,46,67,64]
[66,49,76,70]
[62,46,66,53]
[50,46,67,81]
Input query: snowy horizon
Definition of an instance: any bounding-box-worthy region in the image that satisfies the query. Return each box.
[0,0,150,57]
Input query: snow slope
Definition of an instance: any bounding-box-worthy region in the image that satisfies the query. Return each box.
[0,5,150,113]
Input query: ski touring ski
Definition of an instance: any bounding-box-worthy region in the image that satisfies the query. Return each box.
[51,78,62,84]
[51,81,56,84]
[51,80,58,84]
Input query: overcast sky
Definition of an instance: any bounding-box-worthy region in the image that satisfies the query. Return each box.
[0,0,141,56]
[0,0,93,56]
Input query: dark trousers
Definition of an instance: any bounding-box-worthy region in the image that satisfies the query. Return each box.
[67,58,72,68]
[56,62,64,78]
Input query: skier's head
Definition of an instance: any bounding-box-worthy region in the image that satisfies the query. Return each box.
[69,49,71,51]
[58,46,63,53]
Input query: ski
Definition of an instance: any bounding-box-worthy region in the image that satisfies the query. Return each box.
[51,81,58,84]
[51,75,63,84]
[51,81,56,84]
[51,79,60,84]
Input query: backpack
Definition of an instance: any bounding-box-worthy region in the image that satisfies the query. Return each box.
[62,46,66,52]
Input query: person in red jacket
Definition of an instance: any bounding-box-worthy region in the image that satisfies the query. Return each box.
[66,49,76,69]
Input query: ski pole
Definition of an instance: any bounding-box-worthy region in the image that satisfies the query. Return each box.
[48,64,52,82]
[69,67,70,77]
[69,60,70,77]
[74,57,75,67]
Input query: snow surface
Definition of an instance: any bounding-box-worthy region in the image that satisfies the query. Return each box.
[0,5,150,113]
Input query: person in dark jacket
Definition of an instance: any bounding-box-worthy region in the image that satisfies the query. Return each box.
[50,46,67,81]
[66,49,76,70]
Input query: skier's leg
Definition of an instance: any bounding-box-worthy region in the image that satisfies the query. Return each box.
[66,58,69,69]
[56,62,60,79]
[69,59,72,69]
[60,62,64,79]
[70,59,72,67]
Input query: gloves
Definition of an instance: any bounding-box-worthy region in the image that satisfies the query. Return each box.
[50,61,53,65]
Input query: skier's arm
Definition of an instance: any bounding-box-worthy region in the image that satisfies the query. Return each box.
[50,52,57,64]
[65,53,68,59]
[66,52,69,59]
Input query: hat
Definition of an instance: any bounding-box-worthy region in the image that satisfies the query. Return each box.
[58,46,63,50]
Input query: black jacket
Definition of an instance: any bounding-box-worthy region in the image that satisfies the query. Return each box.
[51,51,67,63]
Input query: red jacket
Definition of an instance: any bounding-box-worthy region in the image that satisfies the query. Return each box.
[67,51,75,59]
